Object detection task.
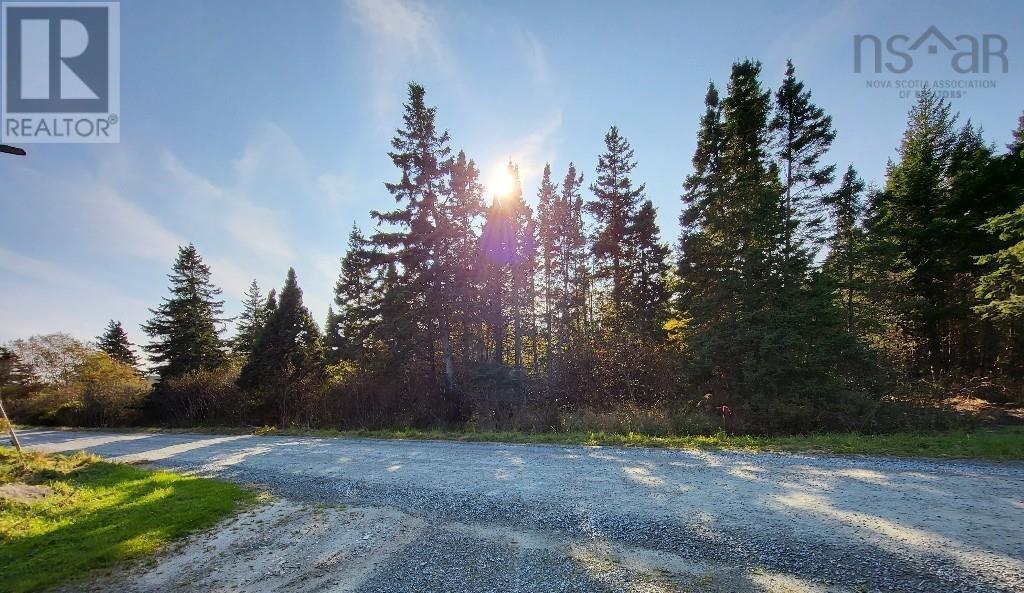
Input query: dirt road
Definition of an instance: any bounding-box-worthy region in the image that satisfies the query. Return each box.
[18,428,1024,592]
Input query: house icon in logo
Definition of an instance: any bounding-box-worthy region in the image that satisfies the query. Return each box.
[909,26,956,55]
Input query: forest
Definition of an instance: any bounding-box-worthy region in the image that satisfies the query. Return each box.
[2,59,1022,435]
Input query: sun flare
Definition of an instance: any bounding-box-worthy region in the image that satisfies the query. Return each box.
[488,165,517,199]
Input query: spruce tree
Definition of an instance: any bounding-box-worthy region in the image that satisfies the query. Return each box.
[863,90,1017,373]
[97,320,139,369]
[824,166,866,333]
[771,59,836,256]
[233,280,267,358]
[327,224,378,364]
[536,163,559,370]
[509,165,537,371]
[678,82,728,314]
[370,82,453,386]
[264,289,278,318]
[559,163,589,347]
[238,268,324,425]
[722,60,787,296]
[587,126,645,311]
[975,203,1024,320]
[142,244,227,380]
[441,150,486,365]
[628,200,670,332]
[677,61,870,426]
[971,115,1024,373]
[324,306,341,363]
[479,163,517,364]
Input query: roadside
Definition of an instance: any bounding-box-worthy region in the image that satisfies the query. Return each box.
[18,424,1024,460]
[65,499,839,593]
[0,447,253,593]
[16,428,1024,593]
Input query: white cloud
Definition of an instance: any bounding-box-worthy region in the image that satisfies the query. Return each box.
[161,149,295,262]
[234,123,310,192]
[346,0,455,121]
[84,185,184,261]
[520,31,550,86]
[0,246,150,342]
[316,172,355,207]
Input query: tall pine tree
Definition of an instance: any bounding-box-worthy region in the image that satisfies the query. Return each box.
[97,320,139,369]
[233,280,268,358]
[771,59,836,258]
[370,82,454,387]
[327,224,378,364]
[628,200,670,332]
[440,150,486,366]
[142,244,227,380]
[588,126,645,312]
[238,268,324,425]
[823,165,866,334]
[678,82,727,315]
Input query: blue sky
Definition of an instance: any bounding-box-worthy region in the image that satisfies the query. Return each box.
[1,0,1021,344]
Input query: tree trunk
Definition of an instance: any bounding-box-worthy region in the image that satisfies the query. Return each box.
[441,312,456,391]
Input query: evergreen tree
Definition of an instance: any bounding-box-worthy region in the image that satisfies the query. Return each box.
[509,166,537,371]
[324,306,340,362]
[722,60,788,296]
[327,224,378,364]
[142,244,227,380]
[97,320,139,369]
[628,200,670,331]
[824,166,866,333]
[587,126,645,311]
[233,280,267,358]
[479,162,518,364]
[676,61,870,426]
[0,346,38,404]
[975,203,1024,320]
[441,150,486,365]
[974,116,1024,324]
[536,163,559,370]
[369,82,453,387]
[553,163,588,353]
[863,90,1014,373]
[264,289,278,319]
[371,262,413,370]
[238,268,324,425]
[771,59,836,256]
[678,82,727,314]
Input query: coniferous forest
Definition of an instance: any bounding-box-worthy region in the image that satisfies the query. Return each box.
[3,60,1023,435]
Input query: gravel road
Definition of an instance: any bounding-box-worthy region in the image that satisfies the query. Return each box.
[18,428,1024,593]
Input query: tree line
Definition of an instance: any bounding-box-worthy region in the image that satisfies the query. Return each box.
[3,60,1022,434]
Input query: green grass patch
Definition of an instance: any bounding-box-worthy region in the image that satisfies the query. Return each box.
[0,447,254,593]
[254,425,1024,460]
[23,424,1024,460]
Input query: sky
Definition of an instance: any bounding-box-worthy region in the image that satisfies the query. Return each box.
[1,0,1022,345]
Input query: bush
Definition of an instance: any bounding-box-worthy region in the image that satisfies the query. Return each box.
[70,353,149,426]
[5,352,148,427]
[152,364,244,426]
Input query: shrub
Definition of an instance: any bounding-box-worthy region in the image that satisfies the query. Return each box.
[152,364,244,426]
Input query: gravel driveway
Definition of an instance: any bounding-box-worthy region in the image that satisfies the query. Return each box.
[18,428,1024,593]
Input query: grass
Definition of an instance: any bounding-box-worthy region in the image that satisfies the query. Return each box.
[0,447,254,593]
[251,425,1024,460]
[20,424,1024,460]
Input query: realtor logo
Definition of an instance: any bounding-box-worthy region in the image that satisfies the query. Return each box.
[2,1,120,143]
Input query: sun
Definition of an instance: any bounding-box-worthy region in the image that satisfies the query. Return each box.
[488,165,516,199]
